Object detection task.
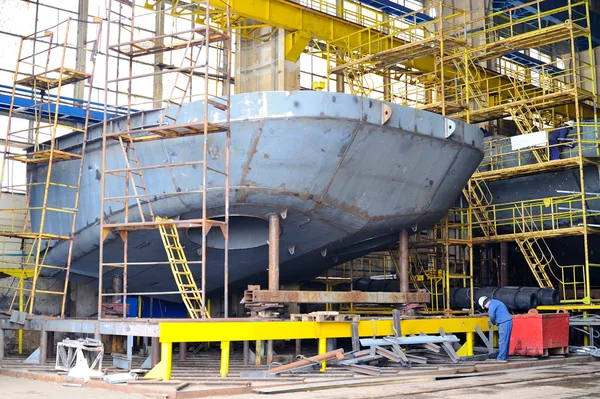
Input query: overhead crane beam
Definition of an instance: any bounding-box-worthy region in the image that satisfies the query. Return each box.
[201,0,594,119]
[205,0,446,71]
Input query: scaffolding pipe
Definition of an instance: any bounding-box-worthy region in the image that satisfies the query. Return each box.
[500,242,508,287]
[268,214,280,290]
[399,229,409,294]
[267,213,280,365]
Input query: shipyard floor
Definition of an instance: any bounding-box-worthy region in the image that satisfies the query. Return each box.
[0,353,599,398]
[1,363,600,398]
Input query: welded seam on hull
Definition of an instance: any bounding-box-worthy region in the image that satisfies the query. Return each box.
[316,121,363,210]
[237,119,266,203]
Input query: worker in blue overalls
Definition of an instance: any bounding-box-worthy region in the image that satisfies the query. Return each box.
[479,296,513,361]
[548,120,575,160]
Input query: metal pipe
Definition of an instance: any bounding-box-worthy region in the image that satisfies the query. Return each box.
[399,229,409,294]
[267,213,280,364]
[151,337,160,368]
[500,242,508,287]
[39,327,47,365]
[112,274,122,303]
[179,342,187,361]
[268,214,280,290]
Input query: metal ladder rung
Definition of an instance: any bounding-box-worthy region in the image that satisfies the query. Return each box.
[34,289,66,295]
[207,99,228,111]
[39,265,68,271]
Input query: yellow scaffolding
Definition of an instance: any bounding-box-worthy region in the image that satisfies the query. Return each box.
[459,0,599,304]
[326,2,469,115]
[0,17,102,317]
[328,0,599,306]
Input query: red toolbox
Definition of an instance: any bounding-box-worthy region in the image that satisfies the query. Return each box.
[509,309,570,356]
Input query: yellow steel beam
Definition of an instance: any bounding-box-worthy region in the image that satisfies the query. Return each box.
[143,342,173,380]
[0,268,35,278]
[202,0,595,119]
[153,317,488,379]
[206,0,363,46]
[285,31,311,62]
[220,341,230,377]
[159,317,490,343]
[456,331,474,357]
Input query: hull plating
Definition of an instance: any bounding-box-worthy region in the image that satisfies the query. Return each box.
[30,91,484,297]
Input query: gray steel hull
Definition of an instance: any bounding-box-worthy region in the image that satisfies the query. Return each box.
[30,91,483,297]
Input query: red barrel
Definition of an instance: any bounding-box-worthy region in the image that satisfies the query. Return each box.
[509,309,570,356]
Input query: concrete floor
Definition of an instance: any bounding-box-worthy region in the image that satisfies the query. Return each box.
[204,362,600,399]
[1,362,599,398]
[0,375,148,399]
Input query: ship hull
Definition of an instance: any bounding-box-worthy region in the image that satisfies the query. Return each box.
[30,91,484,297]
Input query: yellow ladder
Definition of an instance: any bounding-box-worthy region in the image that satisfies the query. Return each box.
[512,205,555,288]
[451,58,488,109]
[156,217,209,319]
[507,103,548,163]
[515,237,554,288]
[462,179,496,237]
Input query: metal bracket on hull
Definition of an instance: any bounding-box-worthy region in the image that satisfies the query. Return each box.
[445,118,456,138]
[382,104,392,124]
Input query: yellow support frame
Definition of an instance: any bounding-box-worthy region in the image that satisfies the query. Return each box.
[152,317,490,379]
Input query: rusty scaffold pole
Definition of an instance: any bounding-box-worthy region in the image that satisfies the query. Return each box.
[98,0,232,320]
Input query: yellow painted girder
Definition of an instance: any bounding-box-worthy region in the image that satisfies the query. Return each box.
[206,0,363,45]
[159,317,490,343]
[204,0,437,72]
[201,0,595,119]
[0,268,35,278]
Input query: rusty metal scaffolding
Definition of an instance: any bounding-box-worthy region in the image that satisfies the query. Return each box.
[98,0,232,318]
[0,17,102,317]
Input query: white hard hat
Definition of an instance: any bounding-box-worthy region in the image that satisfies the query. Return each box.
[478,296,488,308]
